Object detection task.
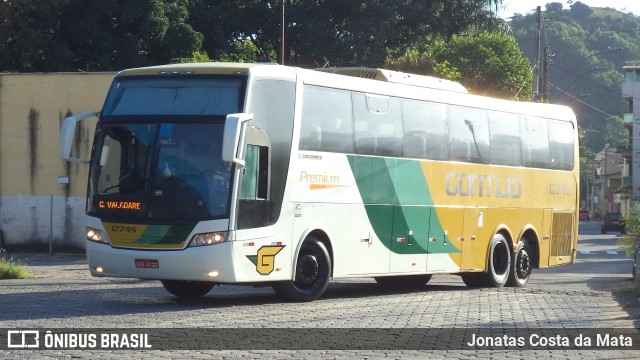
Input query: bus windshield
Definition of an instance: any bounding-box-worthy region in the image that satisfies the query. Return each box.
[87,75,245,223]
[88,121,232,222]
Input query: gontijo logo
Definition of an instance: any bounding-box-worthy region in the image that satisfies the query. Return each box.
[446,173,522,198]
[246,245,285,275]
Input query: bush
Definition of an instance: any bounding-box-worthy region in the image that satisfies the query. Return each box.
[0,252,32,279]
[621,206,640,254]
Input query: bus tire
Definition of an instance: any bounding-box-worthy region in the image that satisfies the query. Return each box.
[506,239,532,287]
[375,274,432,288]
[160,280,214,298]
[481,233,511,287]
[273,237,331,302]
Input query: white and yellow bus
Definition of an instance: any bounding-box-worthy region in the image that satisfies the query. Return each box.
[59,63,578,301]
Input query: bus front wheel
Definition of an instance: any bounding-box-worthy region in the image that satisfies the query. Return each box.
[273,237,331,302]
[481,233,511,287]
[161,280,214,298]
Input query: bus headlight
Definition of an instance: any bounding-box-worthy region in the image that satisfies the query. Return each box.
[189,232,227,247]
[86,227,108,244]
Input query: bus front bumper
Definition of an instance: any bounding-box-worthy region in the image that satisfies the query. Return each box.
[85,241,237,282]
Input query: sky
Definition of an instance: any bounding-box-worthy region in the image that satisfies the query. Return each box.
[498,0,640,19]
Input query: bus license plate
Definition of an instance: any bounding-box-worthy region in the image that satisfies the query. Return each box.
[135,259,159,269]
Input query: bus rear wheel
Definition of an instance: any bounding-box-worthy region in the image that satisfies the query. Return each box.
[506,239,532,287]
[480,233,511,287]
[160,280,214,298]
[273,237,331,302]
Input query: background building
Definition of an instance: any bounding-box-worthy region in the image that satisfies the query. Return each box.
[622,64,640,204]
[0,73,113,251]
[593,144,630,217]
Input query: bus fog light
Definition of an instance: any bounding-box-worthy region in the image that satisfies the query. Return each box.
[95,266,104,273]
[208,271,219,278]
[189,232,227,247]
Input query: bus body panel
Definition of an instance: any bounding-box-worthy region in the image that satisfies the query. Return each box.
[290,150,577,274]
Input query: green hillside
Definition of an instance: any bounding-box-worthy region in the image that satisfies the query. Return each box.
[509,2,640,153]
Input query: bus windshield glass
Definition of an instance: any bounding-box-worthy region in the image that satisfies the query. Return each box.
[102,76,243,117]
[87,75,245,223]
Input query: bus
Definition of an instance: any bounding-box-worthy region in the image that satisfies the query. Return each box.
[59,63,579,301]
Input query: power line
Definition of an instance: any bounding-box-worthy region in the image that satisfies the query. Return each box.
[549,82,616,117]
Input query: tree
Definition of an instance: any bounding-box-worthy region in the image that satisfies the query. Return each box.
[188,0,505,67]
[0,0,203,72]
[386,32,532,100]
[570,1,593,20]
[604,116,628,148]
[434,32,532,99]
[0,0,74,71]
[62,0,203,71]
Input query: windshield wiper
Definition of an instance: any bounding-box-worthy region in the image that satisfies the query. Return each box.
[101,173,133,193]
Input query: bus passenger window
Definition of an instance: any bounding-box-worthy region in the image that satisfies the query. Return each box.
[401,99,447,160]
[549,121,574,170]
[521,117,550,168]
[353,93,403,157]
[405,132,428,159]
[300,86,353,153]
[448,106,489,164]
[489,112,522,166]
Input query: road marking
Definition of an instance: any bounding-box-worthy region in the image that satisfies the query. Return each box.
[577,250,625,255]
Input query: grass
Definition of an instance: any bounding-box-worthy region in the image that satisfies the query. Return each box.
[0,252,32,279]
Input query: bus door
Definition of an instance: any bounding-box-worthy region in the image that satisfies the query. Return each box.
[236,126,272,231]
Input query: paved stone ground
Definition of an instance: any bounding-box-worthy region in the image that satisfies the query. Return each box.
[1,251,639,359]
[3,252,90,280]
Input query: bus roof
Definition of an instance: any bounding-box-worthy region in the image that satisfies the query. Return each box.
[116,63,466,93]
[112,62,575,124]
[115,62,266,77]
[316,67,468,93]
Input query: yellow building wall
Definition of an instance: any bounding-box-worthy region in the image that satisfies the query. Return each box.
[0,73,114,251]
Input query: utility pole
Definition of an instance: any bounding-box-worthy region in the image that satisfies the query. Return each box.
[542,34,549,101]
[532,6,542,101]
[281,0,286,65]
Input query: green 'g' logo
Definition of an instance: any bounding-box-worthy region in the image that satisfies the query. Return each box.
[246,246,285,275]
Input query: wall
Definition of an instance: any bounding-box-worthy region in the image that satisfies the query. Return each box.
[0,73,114,252]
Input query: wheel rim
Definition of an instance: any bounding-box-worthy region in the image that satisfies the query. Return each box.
[515,248,531,280]
[295,253,319,287]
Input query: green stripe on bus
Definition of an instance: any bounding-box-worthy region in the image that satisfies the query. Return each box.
[136,224,195,245]
[347,156,459,254]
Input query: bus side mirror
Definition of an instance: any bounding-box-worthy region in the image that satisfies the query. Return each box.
[222,113,253,167]
[59,111,99,163]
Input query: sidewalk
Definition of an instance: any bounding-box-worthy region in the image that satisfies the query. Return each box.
[3,251,91,280]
